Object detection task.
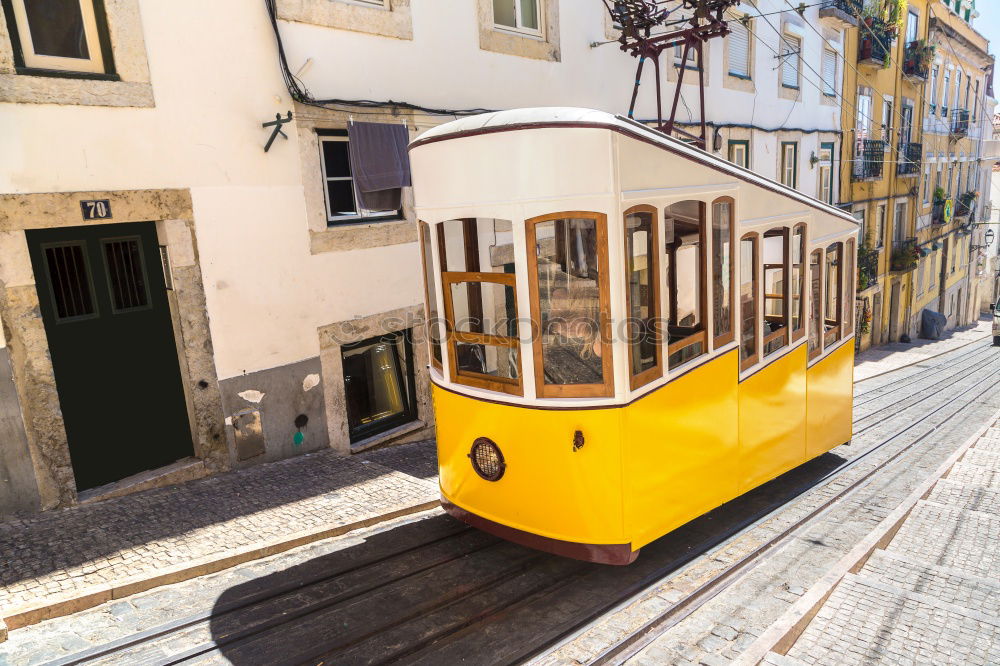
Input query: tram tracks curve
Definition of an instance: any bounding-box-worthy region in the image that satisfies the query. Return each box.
[46,343,1000,666]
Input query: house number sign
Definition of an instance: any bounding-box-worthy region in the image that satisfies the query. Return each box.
[80,199,112,220]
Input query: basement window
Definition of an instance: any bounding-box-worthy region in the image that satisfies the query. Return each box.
[493,0,541,36]
[318,130,401,226]
[342,330,417,443]
[4,0,115,76]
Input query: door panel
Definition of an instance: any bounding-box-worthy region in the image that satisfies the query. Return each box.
[27,222,194,491]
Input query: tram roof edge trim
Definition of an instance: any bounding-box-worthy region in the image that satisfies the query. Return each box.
[410,107,858,227]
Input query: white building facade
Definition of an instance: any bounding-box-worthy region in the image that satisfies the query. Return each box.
[0,0,842,517]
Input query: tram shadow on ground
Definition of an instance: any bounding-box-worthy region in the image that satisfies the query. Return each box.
[208,451,846,665]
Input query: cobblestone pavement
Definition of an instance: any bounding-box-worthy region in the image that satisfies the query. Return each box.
[782,425,1000,666]
[0,440,438,636]
[853,317,992,382]
[538,339,1000,666]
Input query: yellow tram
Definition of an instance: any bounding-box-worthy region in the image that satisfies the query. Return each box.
[410,108,858,565]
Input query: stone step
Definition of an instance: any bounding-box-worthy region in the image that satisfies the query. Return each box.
[885,500,1000,580]
[785,574,1000,666]
[860,549,1000,617]
[928,477,1000,515]
[944,461,1000,490]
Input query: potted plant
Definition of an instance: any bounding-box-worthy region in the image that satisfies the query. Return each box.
[933,186,946,203]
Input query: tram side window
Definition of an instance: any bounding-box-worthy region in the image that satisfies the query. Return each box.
[763,228,790,357]
[808,249,823,359]
[824,242,843,349]
[739,233,759,371]
[439,218,522,395]
[843,238,856,337]
[419,222,443,369]
[528,214,612,398]
[712,198,735,347]
[665,200,707,367]
[791,225,806,341]
[625,206,662,388]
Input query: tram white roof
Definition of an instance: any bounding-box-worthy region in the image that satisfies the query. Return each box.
[411,107,858,226]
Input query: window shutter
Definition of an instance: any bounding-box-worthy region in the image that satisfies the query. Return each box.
[781,36,800,88]
[822,50,837,96]
[728,21,750,77]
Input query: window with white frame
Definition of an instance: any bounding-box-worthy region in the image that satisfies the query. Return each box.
[319,131,400,225]
[942,69,951,115]
[906,10,919,45]
[780,141,798,188]
[780,35,800,89]
[819,142,834,204]
[5,0,112,74]
[493,0,541,35]
[728,18,751,78]
[821,49,837,97]
[922,164,931,206]
[929,66,939,115]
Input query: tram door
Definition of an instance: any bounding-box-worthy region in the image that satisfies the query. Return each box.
[26,222,195,491]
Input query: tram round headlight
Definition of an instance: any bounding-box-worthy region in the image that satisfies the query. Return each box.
[469,437,506,481]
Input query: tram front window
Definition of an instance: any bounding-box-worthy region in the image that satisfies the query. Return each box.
[440,218,522,395]
[665,200,707,367]
[763,228,789,357]
[808,249,823,359]
[824,243,843,348]
[625,206,662,388]
[528,214,612,398]
[739,233,759,370]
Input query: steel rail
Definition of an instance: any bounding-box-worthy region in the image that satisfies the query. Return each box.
[536,373,1000,666]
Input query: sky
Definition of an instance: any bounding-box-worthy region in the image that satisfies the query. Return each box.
[975,6,1000,94]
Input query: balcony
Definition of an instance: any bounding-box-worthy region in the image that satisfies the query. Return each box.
[956,192,977,219]
[852,139,884,181]
[819,0,862,28]
[890,238,920,273]
[902,41,933,81]
[859,17,895,68]
[896,142,922,176]
[951,109,970,138]
[931,199,952,225]
[857,245,879,291]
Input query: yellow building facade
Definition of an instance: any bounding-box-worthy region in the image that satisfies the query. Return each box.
[833,0,932,351]
[911,1,993,334]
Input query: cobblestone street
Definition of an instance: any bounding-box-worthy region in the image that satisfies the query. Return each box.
[0,328,998,665]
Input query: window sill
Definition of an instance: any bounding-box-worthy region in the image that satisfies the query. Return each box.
[0,72,153,107]
[310,218,417,254]
[327,214,404,227]
[781,84,800,90]
[493,25,545,41]
[350,419,426,453]
[728,72,752,80]
[14,67,120,82]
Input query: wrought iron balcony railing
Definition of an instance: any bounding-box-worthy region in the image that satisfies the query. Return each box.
[819,0,863,27]
[857,245,879,291]
[932,199,950,225]
[859,17,894,68]
[896,142,921,175]
[902,41,931,81]
[956,193,977,219]
[852,139,884,180]
[890,238,919,273]
[951,109,970,138]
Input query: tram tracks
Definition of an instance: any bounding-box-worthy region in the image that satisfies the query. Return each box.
[49,344,1000,666]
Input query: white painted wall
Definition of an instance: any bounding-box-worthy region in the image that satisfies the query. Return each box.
[0,0,842,379]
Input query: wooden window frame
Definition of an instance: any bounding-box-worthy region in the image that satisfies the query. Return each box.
[525,212,614,399]
[3,0,116,78]
[791,223,807,342]
[762,227,790,357]
[441,270,523,396]
[739,232,760,372]
[823,242,843,349]
[808,248,824,360]
[711,196,736,348]
[623,204,663,390]
[728,140,750,169]
[665,201,709,366]
[418,221,442,371]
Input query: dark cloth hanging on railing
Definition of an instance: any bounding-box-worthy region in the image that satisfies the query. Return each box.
[347,121,412,211]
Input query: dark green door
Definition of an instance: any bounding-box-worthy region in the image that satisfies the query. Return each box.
[27,222,194,491]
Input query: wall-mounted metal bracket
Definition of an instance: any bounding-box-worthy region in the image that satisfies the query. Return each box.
[263,111,293,152]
